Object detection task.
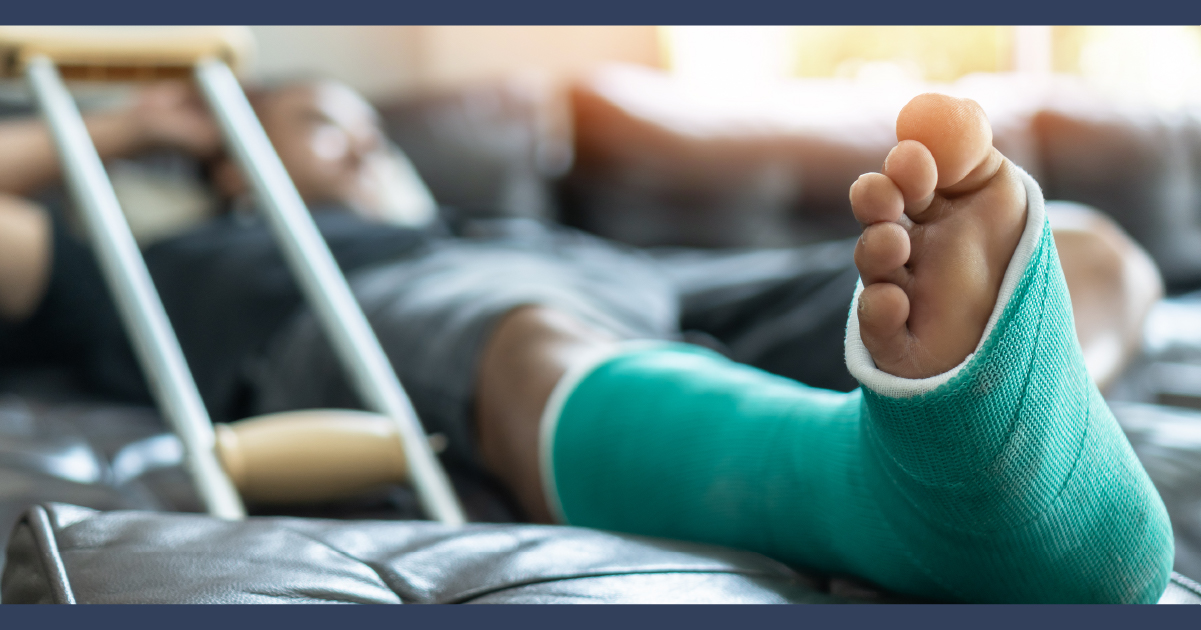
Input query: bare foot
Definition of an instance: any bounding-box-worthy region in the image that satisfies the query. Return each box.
[849,93,1027,379]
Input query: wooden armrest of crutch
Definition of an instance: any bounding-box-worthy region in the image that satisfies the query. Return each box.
[0,26,253,80]
[214,409,417,505]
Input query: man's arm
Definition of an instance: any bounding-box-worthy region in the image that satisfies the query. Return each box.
[0,195,51,321]
[0,81,222,197]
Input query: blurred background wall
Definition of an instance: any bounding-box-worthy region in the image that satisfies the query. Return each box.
[246,25,661,100]
[248,26,425,99]
[245,25,1201,108]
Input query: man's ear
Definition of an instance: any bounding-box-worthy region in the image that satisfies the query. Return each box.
[211,158,247,200]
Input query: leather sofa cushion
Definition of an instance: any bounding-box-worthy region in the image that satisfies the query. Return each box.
[377,77,572,223]
[1033,102,1201,291]
[5,503,1200,604]
[2,503,863,604]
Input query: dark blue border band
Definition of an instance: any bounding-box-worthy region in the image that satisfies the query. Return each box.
[2,603,1200,630]
[3,0,1200,26]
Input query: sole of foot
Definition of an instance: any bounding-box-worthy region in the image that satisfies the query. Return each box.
[849,93,1027,379]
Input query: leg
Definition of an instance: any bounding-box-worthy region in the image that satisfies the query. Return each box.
[524,94,1171,603]
[476,305,616,523]
[475,208,1168,538]
[1049,202,1164,391]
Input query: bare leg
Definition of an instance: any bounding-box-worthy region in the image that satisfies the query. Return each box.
[1049,204,1163,391]
[475,306,616,523]
[0,195,52,322]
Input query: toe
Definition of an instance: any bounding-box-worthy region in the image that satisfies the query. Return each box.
[850,173,905,225]
[881,140,937,217]
[896,93,993,190]
[858,283,911,370]
[855,222,911,284]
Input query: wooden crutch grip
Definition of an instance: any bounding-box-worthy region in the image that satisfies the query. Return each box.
[0,26,253,80]
[214,409,409,504]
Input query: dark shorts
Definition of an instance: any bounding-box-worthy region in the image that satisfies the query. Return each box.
[1,213,860,468]
[245,220,861,467]
[0,212,140,399]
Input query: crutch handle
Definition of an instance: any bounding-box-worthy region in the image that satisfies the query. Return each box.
[214,410,412,505]
[0,26,252,80]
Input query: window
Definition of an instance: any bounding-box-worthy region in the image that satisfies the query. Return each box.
[660,26,1201,107]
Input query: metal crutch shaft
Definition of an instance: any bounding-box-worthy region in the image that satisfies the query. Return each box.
[194,59,466,526]
[25,55,245,520]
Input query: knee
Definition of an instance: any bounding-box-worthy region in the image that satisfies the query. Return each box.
[1049,201,1163,390]
[475,305,617,523]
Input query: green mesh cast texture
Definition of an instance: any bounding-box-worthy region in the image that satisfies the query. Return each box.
[549,220,1173,603]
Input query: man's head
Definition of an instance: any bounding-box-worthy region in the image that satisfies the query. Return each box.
[212,79,389,210]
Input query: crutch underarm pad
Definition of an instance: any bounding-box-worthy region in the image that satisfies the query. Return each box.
[0,26,252,78]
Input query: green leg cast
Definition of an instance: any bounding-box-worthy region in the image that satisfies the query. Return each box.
[540,173,1173,603]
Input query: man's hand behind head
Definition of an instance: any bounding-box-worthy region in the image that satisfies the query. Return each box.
[129,81,223,158]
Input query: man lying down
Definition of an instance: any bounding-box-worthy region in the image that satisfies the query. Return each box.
[0,80,1173,603]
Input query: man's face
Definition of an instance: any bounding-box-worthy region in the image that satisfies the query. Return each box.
[255,81,387,209]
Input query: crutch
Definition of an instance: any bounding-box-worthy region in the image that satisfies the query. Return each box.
[0,27,466,525]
